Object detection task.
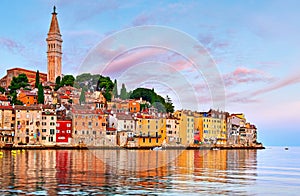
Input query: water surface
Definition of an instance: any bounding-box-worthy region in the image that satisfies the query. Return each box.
[0,147,299,195]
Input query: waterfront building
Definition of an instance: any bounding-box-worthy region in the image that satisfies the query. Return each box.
[0,105,14,146]
[14,105,42,144]
[227,113,246,145]
[46,6,62,83]
[41,109,56,145]
[71,109,107,146]
[56,119,72,144]
[200,110,227,145]
[173,110,194,146]
[135,114,166,147]
[239,123,257,146]
[193,112,203,144]
[166,116,180,146]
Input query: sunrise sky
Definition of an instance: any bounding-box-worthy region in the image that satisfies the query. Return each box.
[0,0,300,146]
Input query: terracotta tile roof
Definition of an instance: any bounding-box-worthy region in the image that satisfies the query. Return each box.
[0,105,13,110]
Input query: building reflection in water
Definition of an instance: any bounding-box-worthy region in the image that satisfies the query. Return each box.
[0,149,258,194]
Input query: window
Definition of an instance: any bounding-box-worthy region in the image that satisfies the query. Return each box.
[26,121,29,125]
[93,131,96,135]
[75,131,77,134]
[42,136,46,140]
[67,130,71,134]
[88,122,92,126]
[86,131,89,135]
[50,129,55,135]
[56,123,60,127]
[42,129,46,132]
[149,138,152,143]
[143,138,145,143]
[51,117,54,120]
[102,123,106,126]
[67,123,71,127]
[56,130,60,133]
[82,131,85,134]
[95,122,98,126]
[82,122,85,126]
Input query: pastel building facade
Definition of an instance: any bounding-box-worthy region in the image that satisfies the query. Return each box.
[41,110,57,145]
[14,106,42,144]
[135,115,166,147]
[0,106,14,145]
[71,109,107,146]
[166,117,180,145]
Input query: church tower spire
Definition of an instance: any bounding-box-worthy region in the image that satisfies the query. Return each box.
[46,6,62,83]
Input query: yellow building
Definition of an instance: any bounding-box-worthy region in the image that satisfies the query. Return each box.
[135,114,166,147]
[201,110,227,145]
[0,105,14,146]
[173,110,194,146]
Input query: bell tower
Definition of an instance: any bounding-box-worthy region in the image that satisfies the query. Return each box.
[46,6,62,83]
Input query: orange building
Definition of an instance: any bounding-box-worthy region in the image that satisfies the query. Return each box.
[17,90,38,106]
[129,99,140,113]
[0,68,47,89]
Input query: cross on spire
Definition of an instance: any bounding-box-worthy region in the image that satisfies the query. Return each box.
[52,6,56,14]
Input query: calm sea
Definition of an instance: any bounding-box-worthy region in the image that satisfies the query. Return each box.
[0,147,299,195]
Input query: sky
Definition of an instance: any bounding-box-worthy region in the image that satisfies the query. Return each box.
[0,0,300,146]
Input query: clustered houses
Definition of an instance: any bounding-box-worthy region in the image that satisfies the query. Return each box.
[0,7,263,148]
[0,90,262,148]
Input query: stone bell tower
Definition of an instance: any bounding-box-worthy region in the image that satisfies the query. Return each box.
[46,6,62,83]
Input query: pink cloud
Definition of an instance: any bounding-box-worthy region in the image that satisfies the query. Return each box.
[223,67,274,86]
[251,72,300,97]
[0,37,24,54]
[98,47,168,75]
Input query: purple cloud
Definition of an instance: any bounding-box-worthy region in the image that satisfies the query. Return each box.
[0,37,25,54]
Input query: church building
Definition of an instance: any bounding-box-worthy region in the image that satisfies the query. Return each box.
[0,6,63,88]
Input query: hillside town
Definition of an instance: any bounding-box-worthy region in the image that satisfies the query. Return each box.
[0,7,263,149]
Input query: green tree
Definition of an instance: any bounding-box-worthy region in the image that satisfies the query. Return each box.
[37,83,44,104]
[96,75,114,101]
[74,73,101,91]
[120,83,128,100]
[35,70,40,88]
[80,88,86,105]
[165,95,174,113]
[112,79,118,98]
[54,76,61,91]
[8,74,29,105]
[61,75,75,87]
[9,74,29,93]
[130,88,174,113]
[0,86,5,94]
